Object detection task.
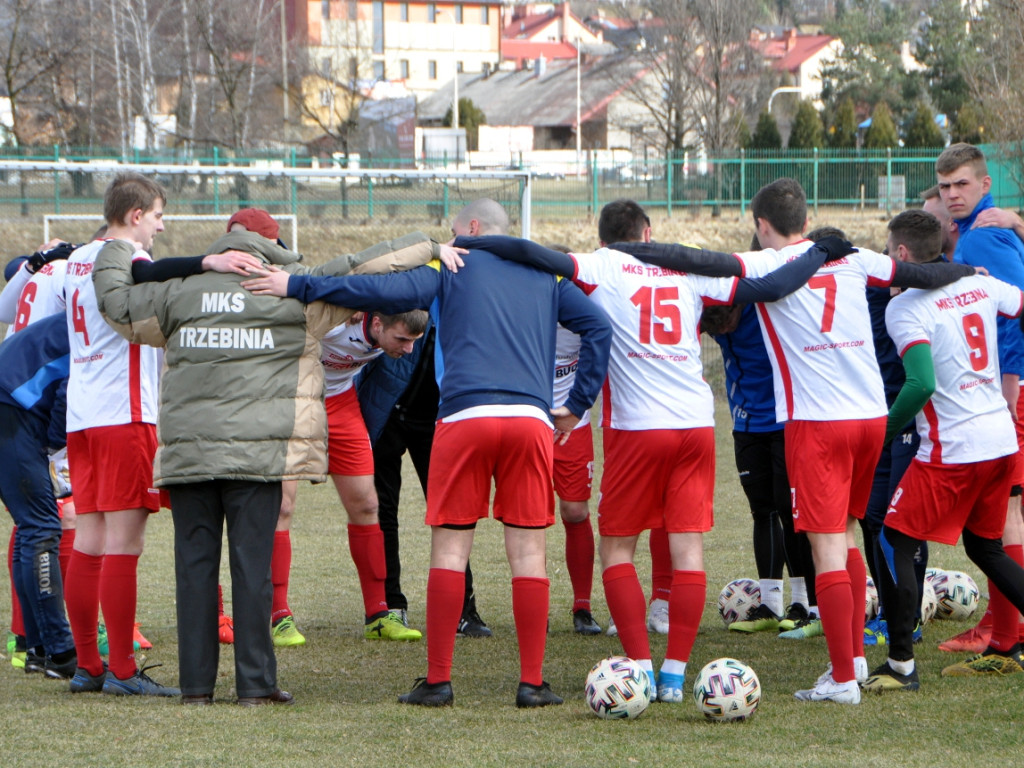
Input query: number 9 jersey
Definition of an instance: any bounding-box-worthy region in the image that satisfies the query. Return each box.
[64,239,161,432]
[885,274,1024,464]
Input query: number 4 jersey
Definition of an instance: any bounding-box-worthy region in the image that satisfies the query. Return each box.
[570,247,738,430]
[64,239,161,431]
[886,274,1023,464]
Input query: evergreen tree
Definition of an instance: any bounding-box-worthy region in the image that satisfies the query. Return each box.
[788,100,825,149]
[828,97,858,148]
[864,101,899,148]
[903,102,944,148]
[750,110,782,149]
[952,102,984,145]
[443,98,486,151]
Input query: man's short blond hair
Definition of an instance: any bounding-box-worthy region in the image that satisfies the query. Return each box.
[936,142,987,178]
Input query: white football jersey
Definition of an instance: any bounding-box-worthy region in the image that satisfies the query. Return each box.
[321,315,383,397]
[737,243,892,423]
[64,239,161,431]
[886,274,1022,464]
[3,260,68,338]
[570,247,737,430]
[553,324,590,430]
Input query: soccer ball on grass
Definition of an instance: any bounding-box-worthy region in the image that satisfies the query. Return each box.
[718,578,760,627]
[692,657,761,722]
[584,656,652,719]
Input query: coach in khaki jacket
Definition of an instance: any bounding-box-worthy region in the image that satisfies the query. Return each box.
[91,226,437,706]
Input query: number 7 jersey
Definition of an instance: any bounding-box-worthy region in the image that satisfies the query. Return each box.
[886,274,1023,464]
[570,247,738,430]
[64,239,161,431]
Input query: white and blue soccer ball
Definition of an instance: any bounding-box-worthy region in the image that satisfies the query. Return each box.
[692,657,761,722]
[718,578,761,627]
[932,570,980,621]
[584,656,652,720]
[865,577,879,621]
[920,579,938,625]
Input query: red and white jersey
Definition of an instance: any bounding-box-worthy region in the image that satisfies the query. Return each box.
[321,314,383,397]
[886,274,1022,464]
[737,243,893,423]
[570,246,737,430]
[553,324,590,431]
[2,260,68,338]
[64,239,161,431]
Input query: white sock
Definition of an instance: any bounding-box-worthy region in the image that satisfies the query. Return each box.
[790,577,808,608]
[888,657,915,675]
[808,605,819,619]
[660,658,686,676]
[638,658,654,673]
[761,579,784,617]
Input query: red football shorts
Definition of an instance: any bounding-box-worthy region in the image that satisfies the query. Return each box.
[426,416,554,528]
[785,417,886,534]
[67,423,160,514]
[325,387,374,476]
[1013,392,1024,489]
[553,423,594,502]
[597,427,715,537]
[885,455,1015,545]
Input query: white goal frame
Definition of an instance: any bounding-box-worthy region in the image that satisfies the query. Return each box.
[43,213,300,252]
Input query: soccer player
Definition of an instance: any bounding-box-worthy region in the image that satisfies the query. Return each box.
[243,198,612,708]
[451,199,856,704]
[864,209,1024,691]
[617,180,978,703]
[931,144,1024,657]
[320,308,429,642]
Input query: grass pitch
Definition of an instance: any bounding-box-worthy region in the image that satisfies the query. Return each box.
[2,400,1021,768]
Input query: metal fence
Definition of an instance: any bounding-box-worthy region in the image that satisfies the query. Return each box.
[2,145,1022,219]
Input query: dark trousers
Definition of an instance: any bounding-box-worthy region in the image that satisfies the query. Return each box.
[0,403,73,654]
[169,480,281,698]
[373,411,476,613]
[733,429,815,602]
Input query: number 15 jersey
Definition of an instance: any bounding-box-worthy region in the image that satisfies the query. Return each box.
[64,239,161,432]
[570,247,738,430]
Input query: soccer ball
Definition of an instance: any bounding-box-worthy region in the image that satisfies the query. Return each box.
[932,570,980,621]
[584,656,652,719]
[925,567,946,586]
[692,657,761,722]
[865,577,879,621]
[920,579,938,624]
[718,578,761,627]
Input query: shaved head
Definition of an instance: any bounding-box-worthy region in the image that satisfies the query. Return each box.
[452,198,510,236]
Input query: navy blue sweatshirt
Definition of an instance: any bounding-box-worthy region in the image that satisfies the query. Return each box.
[287,253,611,421]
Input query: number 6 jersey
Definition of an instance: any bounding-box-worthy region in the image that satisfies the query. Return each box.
[64,239,161,431]
[885,274,1023,464]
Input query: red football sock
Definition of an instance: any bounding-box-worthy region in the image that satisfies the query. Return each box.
[989,544,1024,653]
[602,562,651,662]
[512,576,550,686]
[666,570,706,663]
[846,547,867,658]
[65,551,104,676]
[100,554,139,680]
[8,527,24,636]
[426,568,464,684]
[348,524,388,619]
[58,529,75,585]
[649,527,672,602]
[563,519,594,612]
[271,530,293,623]
[816,570,855,684]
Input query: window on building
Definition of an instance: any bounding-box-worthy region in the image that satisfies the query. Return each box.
[428,60,437,79]
[400,59,410,79]
[321,0,329,19]
[455,5,463,23]
[349,57,358,81]
[347,0,357,19]
[482,5,489,24]
[427,3,437,23]
[372,1,383,54]
[457,60,464,73]
[320,89,332,106]
[321,57,332,77]
[373,61,385,81]
[400,3,408,22]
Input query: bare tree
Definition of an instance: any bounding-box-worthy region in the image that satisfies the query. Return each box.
[0,0,62,145]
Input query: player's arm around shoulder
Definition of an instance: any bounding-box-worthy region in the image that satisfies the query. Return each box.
[311,232,440,277]
[92,239,171,347]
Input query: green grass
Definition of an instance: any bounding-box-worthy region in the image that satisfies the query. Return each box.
[2,400,1022,767]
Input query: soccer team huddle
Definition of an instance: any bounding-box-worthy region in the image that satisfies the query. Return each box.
[4,140,1024,714]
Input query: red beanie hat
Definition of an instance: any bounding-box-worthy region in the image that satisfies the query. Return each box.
[227,208,279,241]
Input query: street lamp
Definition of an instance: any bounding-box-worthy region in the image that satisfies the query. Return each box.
[576,39,582,169]
[444,11,459,131]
